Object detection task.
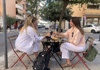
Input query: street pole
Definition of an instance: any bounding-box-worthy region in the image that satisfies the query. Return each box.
[2,0,8,69]
[99,32,100,41]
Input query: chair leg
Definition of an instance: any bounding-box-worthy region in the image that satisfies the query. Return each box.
[77,54,90,70]
[11,53,28,69]
[71,53,86,63]
[72,53,90,70]
[11,53,25,67]
[55,52,61,61]
[71,53,79,61]
[25,53,33,62]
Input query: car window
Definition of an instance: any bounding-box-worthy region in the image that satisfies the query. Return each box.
[86,25,92,27]
[83,25,92,27]
[83,25,87,27]
[94,25,97,27]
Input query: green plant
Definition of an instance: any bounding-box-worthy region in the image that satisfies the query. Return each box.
[39,1,73,21]
[6,15,16,26]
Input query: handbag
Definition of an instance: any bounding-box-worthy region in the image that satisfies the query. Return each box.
[83,45,100,62]
[32,51,50,70]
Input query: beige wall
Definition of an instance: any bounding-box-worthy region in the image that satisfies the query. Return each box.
[70,4,85,17]
[85,4,100,16]
[0,0,2,16]
[6,0,16,17]
[71,4,100,18]
[0,0,16,17]
[85,9,100,15]
[0,0,26,17]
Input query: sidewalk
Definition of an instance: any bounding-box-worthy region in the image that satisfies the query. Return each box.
[0,40,100,70]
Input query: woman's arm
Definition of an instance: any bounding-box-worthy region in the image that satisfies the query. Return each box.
[27,27,44,42]
[56,33,65,37]
[69,41,77,46]
[27,27,50,42]
[56,29,69,38]
[72,31,83,46]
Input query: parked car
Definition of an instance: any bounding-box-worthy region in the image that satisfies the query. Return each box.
[83,24,100,33]
[45,24,50,29]
[38,23,45,28]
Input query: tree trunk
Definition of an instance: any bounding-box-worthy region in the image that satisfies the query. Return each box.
[58,1,69,32]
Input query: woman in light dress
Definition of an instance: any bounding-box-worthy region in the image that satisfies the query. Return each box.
[55,17,86,67]
[15,16,49,58]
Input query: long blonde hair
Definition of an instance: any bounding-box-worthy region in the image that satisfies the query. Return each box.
[20,16,38,33]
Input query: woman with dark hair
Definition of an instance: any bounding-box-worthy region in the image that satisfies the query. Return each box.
[55,17,85,67]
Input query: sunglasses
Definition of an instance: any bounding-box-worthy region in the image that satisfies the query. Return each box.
[72,32,74,37]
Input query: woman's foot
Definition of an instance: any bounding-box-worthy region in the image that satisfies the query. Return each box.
[61,63,72,68]
[16,50,21,52]
[57,52,62,57]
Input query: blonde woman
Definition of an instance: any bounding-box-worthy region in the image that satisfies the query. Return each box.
[15,16,49,58]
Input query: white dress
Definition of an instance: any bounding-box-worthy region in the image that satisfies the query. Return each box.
[15,26,43,54]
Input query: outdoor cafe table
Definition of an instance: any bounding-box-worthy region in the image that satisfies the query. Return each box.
[42,38,64,70]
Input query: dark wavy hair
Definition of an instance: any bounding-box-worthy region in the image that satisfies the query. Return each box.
[71,17,84,35]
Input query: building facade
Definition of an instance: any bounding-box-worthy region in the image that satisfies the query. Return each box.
[0,0,2,16]
[0,0,16,17]
[63,4,100,30]
[16,0,26,20]
[71,4,100,25]
[0,0,26,28]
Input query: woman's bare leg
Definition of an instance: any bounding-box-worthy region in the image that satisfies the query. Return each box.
[67,59,71,65]
[34,52,38,58]
[62,59,72,67]
[57,51,62,56]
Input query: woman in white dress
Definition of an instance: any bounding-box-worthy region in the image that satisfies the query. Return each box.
[15,16,49,58]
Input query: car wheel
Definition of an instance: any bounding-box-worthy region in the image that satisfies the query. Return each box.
[91,30,95,33]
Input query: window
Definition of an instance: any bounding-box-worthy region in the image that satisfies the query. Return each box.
[84,25,92,27]
[87,4,100,9]
[16,8,23,16]
[86,25,92,27]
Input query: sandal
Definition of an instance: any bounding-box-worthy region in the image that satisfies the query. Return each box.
[61,63,72,68]
[16,50,21,52]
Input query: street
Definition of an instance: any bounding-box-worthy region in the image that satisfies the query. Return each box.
[0,28,100,57]
[0,31,19,56]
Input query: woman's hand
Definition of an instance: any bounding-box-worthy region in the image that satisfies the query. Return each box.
[69,41,77,46]
[53,32,59,36]
[53,32,64,38]
[44,33,50,38]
